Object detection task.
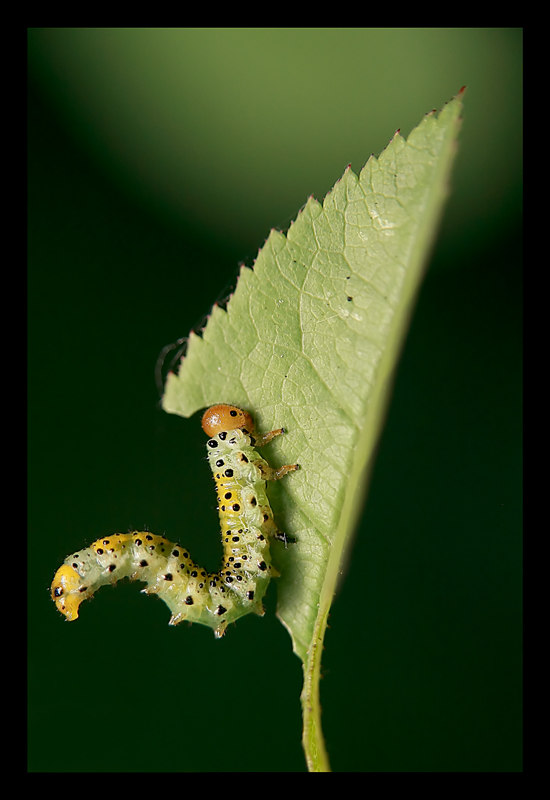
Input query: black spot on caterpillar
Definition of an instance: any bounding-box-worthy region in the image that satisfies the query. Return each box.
[51,405,299,638]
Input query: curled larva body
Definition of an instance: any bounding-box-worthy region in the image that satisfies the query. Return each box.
[51,404,299,637]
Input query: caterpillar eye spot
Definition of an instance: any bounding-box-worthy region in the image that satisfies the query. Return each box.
[51,405,298,636]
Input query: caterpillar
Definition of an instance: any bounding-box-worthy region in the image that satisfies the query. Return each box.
[51,404,299,638]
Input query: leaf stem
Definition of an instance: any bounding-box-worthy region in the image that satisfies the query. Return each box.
[301,606,331,772]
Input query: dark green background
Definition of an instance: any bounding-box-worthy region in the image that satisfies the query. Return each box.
[28,29,522,772]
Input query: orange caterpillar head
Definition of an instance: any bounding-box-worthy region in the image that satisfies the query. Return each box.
[201,405,254,437]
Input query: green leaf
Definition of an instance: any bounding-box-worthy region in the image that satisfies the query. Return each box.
[162,90,464,771]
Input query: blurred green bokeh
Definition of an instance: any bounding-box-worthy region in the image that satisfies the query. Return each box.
[28,28,521,256]
[28,29,522,773]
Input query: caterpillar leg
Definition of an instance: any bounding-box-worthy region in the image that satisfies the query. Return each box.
[272,531,297,546]
[254,426,285,447]
[258,461,300,482]
[260,506,296,549]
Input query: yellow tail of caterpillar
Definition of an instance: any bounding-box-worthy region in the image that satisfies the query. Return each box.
[51,405,299,638]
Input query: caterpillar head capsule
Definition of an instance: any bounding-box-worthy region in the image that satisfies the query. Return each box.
[201,404,254,437]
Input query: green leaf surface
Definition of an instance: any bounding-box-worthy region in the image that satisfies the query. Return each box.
[163,91,463,771]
